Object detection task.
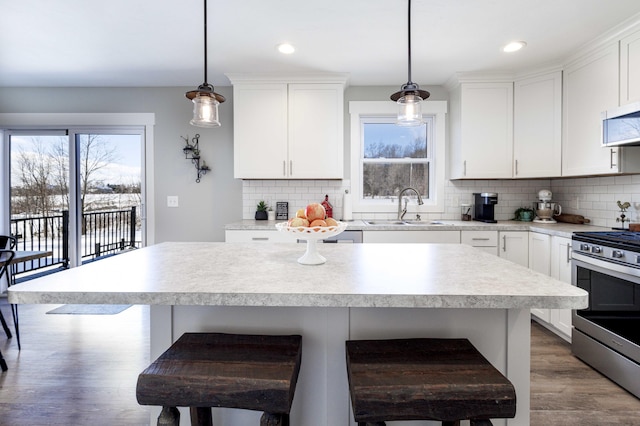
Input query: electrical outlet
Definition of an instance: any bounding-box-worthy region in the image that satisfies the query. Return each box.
[167,196,179,208]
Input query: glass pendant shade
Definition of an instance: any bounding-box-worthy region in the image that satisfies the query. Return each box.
[190,93,221,128]
[396,93,423,126]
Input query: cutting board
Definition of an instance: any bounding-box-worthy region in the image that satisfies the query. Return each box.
[554,213,590,224]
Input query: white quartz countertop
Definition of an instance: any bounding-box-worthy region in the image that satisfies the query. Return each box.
[8,242,588,310]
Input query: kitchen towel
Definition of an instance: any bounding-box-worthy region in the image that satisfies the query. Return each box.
[343,190,353,221]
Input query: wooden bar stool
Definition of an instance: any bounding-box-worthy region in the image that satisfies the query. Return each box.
[345,338,516,426]
[137,332,302,426]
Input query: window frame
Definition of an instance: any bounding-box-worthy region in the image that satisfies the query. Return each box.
[349,100,447,214]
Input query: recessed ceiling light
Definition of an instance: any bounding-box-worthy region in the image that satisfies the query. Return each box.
[277,43,295,54]
[503,41,527,53]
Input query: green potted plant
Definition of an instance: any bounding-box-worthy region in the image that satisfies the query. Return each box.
[513,206,534,222]
[255,200,269,220]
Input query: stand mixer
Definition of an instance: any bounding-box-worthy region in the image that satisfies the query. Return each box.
[533,189,562,223]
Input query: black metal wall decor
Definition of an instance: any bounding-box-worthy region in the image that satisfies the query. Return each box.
[181,134,211,183]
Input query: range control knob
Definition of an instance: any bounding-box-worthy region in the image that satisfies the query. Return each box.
[580,243,590,251]
[592,246,602,254]
[612,250,625,259]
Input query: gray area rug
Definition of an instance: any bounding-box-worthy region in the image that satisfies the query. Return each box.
[46,304,132,315]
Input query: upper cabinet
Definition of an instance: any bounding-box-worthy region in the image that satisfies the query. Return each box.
[228,74,347,179]
[620,28,640,105]
[513,71,562,178]
[449,82,514,179]
[562,44,640,176]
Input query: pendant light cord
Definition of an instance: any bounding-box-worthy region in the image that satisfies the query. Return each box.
[406,0,413,85]
[203,0,208,84]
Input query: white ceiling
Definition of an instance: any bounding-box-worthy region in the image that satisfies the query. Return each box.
[2,0,640,88]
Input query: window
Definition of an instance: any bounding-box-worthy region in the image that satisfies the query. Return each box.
[349,101,447,214]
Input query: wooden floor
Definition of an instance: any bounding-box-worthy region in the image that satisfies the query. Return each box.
[1,299,639,425]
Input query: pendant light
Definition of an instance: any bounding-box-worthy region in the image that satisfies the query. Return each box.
[186,0,225,128]
[390,0,429,126]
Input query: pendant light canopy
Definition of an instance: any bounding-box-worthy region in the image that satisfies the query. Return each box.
[186,0,225,128]
[390,0,429,126]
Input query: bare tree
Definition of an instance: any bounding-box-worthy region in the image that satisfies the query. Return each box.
[13,138,57,217]
[78,134,119,212]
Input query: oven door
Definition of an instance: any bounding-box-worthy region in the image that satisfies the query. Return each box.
[572,255,640,362]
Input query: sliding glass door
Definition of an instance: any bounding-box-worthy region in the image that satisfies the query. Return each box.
[8,128,145,278]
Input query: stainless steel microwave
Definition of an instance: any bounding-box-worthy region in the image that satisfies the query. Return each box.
[602,102,640,147]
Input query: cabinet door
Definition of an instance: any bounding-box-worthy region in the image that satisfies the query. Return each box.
[460,83,513,178]
[514,72,562,178]
[621,29,640,105]
[550,236,573,339]
[288,84,344,179]
[498,231,529,267]
[233,84,288,178]
[562,44,620,176]
[529,232,551,322]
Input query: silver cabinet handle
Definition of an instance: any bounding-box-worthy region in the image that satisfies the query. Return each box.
[252,237,269,241]
[515,159,518,176]
[472,237,490,241]
[566,244,572,263]
[464,160,467,176]
[610,149,617,169]
[290,160,293,176]
[283,160,286,176]
[502,235,507,252]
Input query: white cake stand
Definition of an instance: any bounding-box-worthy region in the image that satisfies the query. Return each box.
[275,221,348,265]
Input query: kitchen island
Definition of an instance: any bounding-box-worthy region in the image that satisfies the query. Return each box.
[8,242,588,426]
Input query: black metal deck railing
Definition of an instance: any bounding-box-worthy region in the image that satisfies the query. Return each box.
[9,207,139,279]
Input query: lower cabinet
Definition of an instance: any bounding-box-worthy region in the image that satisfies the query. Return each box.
[529,232,573,341]
[549,236,573,339]
[498,231,529,267]
[529,232,552,322]
[362,231,460,244]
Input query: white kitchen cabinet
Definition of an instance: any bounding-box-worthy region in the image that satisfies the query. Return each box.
[529,232,551,322]
[225,230,294,243]
[621,29,640,105]
[513,71,562,178]
[362,231,460,244]
[498,231,529,267]
[562,43,640,176]
[449,82,513,179]
[229,76,346,179]
[461,231,498,255]
[549,236,573,340]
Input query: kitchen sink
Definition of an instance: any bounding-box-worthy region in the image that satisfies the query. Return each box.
[363,220,450,226]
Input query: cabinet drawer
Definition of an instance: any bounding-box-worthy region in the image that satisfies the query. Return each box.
[461,231,497,247]
[225,230,294,243]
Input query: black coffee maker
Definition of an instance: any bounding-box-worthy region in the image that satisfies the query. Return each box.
[473,193,498,223]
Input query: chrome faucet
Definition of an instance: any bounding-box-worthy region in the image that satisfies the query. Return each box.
[397,187,424,220]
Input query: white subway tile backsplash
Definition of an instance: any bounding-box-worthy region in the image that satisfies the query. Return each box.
[241,174,640,228]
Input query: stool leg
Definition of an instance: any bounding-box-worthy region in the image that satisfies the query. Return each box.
[260,412,290,426]
[157,406,180,426]
[10,304,20,350]
[190,407,213,426]
[0,309,12,339]
[0,348,8,372]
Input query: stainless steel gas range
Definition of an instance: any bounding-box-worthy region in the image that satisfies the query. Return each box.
[571,231,640,398]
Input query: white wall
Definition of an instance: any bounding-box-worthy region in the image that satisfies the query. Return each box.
[0,86,242,242]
